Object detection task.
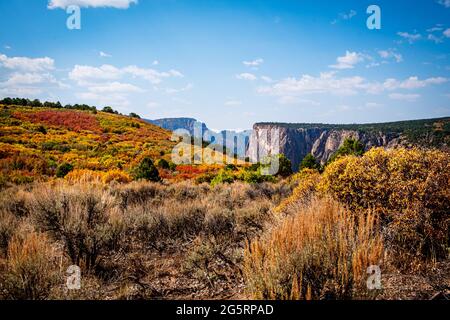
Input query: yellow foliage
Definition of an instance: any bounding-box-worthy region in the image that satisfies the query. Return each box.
[65,169,103,183]
[275,169,321,214]
[318,147,450,216]
[102,170,132,184]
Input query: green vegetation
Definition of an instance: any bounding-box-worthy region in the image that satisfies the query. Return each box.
[299,154,321,171]
[132,157,161,182]
[56,163,74,178]
[327,138,364,164]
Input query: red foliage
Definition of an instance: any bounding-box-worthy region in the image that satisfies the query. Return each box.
[14,110,101,133]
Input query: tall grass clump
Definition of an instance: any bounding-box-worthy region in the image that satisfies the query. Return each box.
[0,232,59,300]
[244,197,383,300]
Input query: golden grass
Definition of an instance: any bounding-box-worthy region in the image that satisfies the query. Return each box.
[244,197,383,300]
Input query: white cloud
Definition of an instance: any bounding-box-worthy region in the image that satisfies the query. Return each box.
[258,73,447,98]
[69,64,121,84]
[258,72,366,96]
[389,93,421,101]
[77,92,131,107]
[2,73,52,86]
[261,76,273,83]
[444,28,450,38]
[236,73,257,81]
[438,0,450,8]
[330,51,364,69]
[384,76,447,90]
[428,34,444,43]
[224,100,242,106]
[88,81,144,93]
[4,45,11,50]
[0,54,55,72]
[0,87,43,97]
[397,32,422,44]
[152,60,159,65]
[69,64,183,85]
[427,26,444,32]
[99,51,112,58]
[243,58,264,68]
[331,9,357,24]
[378,49,403,63]
[48,0,137,9]
[164,83,193,94]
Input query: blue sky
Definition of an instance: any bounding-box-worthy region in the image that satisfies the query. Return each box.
[0,0,449,130]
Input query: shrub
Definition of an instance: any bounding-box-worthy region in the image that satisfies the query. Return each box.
[275,169,321,214]
[0,232,59,300]
[0,210,18,256]
[65,169,103,184]
[103,170,131,184]
[327,138,364,164]
[132,157,160,182]
[31,184,123,271]
[319,147,450,260]
[244,197,383,300]
[211,169,235,187]
[56,162,74,178]
[155,158,170,170]
[299,154,321,171]
[261,154,293,177]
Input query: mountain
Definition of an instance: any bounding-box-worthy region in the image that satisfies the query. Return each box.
[146,118,252,158]
[247,117,450,170]
[146,118,209,136]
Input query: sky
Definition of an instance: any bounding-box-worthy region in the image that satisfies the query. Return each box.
[0,0,449,131]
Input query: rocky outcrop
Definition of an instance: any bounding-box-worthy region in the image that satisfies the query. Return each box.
[247,123,404,170]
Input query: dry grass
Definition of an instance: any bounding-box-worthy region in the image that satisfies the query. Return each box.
[244,197,384,300]
[0,232,59,300]
[0,179,288,299]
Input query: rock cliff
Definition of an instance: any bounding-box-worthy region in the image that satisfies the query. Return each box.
[247,117,449,170]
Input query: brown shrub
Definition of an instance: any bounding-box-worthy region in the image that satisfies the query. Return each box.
[30,183,123,271]
[0,232,59,300]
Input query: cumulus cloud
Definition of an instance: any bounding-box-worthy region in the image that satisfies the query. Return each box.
[397,32,422,44]
[258,72,366,96]
[2,73,49,86]
[257,72,447,98]
[69,64,183,85]
[428,34,444,43]
[331,9,357,24]
[88,81,144,93]
[243,58,264,68]
[378,49,403,63]
[261,76,273,83]
[0,54,54,72]
[236,73,257,81]
[444,28,450,38]
[48,0,137,9]
[99,51,112,58]
[329,51,364,69]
